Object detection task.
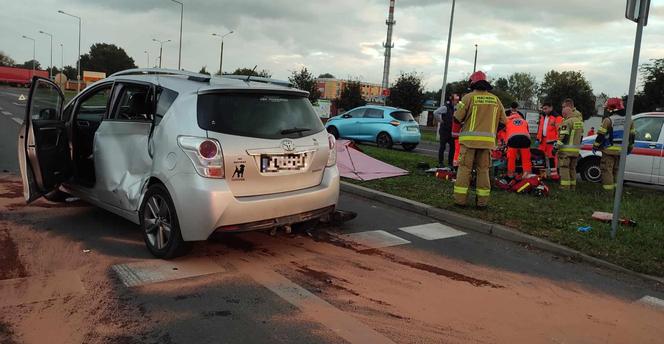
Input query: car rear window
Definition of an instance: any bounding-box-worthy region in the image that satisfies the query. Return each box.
[390,111,415,122]
[197,93,325,139]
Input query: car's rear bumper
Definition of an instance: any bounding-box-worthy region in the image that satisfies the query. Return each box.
[395,130,421,144]
[165,167,340,241]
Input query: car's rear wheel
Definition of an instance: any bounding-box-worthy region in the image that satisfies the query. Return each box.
[402,143,418,152]
[376,132,393,149]
[327,126,339,139]
[579,158,602,183]
[140,183,189,259]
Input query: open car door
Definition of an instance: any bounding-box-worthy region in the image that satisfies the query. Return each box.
[18,76,72,203]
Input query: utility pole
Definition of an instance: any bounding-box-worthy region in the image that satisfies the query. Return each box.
[144,50,150,68]
[58,10,82,93]
[212,31,233,75]
[60,43,64,71]
[439,0,456,107]
[381,0,396,105]
[170,0,184,70]
[153,39,171,68]
[21,35,36,78]
[473,44,478,73]
[611,0,651,238]
[39,30,54,79]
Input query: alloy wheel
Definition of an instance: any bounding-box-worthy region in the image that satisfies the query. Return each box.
[143,194,173,250]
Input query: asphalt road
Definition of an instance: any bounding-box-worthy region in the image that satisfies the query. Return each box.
[1,85,663,343]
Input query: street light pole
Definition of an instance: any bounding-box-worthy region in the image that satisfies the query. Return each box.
[60,43,64,71]
[152,39,171,68]
[611,0,651,238]
[211,31,233,75]
[473,44,478,73]
[39,30,54,79]
[144,50,150,68]
[170,0,183,70]
[439,0,456,106]
[21,35,36,78]
[58,10,82,93]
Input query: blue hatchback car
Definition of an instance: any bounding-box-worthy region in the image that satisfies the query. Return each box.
[325,105,421,151]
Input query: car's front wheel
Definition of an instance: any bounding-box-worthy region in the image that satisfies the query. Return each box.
[376,132,393,149]
[579,158,602,183]
[140,183,189,259]
[327,126,339,139]
[402,143,418,152]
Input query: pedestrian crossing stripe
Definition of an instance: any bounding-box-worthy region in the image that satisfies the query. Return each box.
[399,223,466,241]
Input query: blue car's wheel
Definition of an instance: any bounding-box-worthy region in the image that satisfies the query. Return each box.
[376,132,393,149]
[327,126,339,139]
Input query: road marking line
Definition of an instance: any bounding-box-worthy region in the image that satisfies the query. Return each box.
[13,102,24,107]
[638,296,664,311]
[340,230,410,249]
[0,270,85,307]
[1,110,12,116]
[243,265,396,344]
[399,222,466,241]
[12,118,23,125]
[112,258,226,287]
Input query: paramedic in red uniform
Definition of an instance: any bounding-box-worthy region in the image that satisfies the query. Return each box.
[537,101,562,178]
[505,108,532,177]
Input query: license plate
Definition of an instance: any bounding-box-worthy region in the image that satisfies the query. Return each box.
[261,154,307,173]
[407,126,418,132]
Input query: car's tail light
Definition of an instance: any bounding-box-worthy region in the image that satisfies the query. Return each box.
[326,133,337,167]
[177,136,224,178]
[389,120,401,126]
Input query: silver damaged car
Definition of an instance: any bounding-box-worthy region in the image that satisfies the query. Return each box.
[18,69,340,258]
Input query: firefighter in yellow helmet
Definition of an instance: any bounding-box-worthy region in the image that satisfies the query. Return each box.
[554,101,584,190]
[592,97,635,191]
[453,71,507,208]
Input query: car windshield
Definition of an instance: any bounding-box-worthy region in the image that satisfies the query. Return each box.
[390,111,415,122]
[197,93,325,139]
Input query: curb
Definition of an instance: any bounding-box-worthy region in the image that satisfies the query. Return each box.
[340,181,664,286]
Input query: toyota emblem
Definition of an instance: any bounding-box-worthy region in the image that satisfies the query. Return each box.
[281,139,295,152]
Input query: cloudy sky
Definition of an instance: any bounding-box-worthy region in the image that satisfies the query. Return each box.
[1,0,664,95]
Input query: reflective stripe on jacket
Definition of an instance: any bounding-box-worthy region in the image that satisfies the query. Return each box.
[557,113,584,155]
[454,91,507,149]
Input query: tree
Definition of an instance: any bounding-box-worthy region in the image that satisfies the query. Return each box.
[231,67,271,78]
[634,59,664,113]
[538,70,596,119]
[507,72,538,109]
[387,72,425,115]
[62,65,77,80]
[289,67,321,103]
[79,43,136,75]
[0,51,15,67]
[333,80,366,112]
[494,77,509,92]
[199,66,210,75]
[318,73,335,79]
[18,59,41,70]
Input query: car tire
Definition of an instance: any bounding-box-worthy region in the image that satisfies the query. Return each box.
[376,132,393,149]
[140,183,190,259]
[327,126,339,139]
[579,158,602,183]
[402,143,418,152]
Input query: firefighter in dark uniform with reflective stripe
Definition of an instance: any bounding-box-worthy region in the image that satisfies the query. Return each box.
[593,98,635,191]
[453,71,507,208]
[555,103,584,190]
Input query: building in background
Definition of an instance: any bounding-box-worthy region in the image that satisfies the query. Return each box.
[316,78,383,102]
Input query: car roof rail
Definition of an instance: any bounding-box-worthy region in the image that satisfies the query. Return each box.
[220,75,293,88]
[110,68,212,82]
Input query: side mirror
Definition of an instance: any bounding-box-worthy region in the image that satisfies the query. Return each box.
[342,114,351,119]
[644,132,653,141]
